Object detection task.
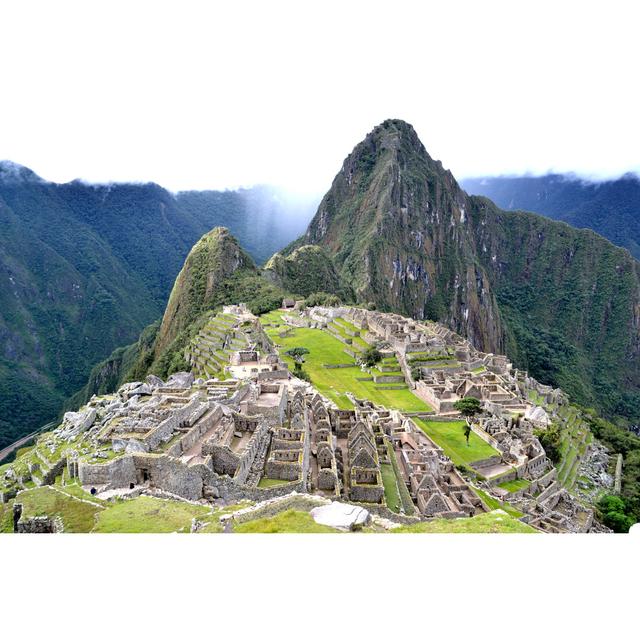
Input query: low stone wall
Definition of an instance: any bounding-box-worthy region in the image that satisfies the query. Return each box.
[257,369,289,381]
[15,515,62,533]
[226,492,329,524]
[323,363,359,369]
[470,424,501,450]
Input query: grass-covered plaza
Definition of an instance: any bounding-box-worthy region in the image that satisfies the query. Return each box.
[414,418,498,468]
[259,310,431,412]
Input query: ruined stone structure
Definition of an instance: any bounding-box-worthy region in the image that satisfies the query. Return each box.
[1,303,609,533]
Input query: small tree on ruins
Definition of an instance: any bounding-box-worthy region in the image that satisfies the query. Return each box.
[285,347,311,382]
[453,397,482,446]
[285,347,309,364]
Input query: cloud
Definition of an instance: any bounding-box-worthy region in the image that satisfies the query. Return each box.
[0,1,638,193]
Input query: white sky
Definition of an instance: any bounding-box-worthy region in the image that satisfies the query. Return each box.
[0,0,638,193]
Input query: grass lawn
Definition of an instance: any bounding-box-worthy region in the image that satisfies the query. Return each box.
[93,495,211,533]
[257,477,291,488]
[472,487,523,518]
[380,464,401,513]
[232,509,338,533]
[498,478,531,493]
[17,486,103,533]
[0,500,14,533]
[261,320,432,412]
[392,510,535,533]
[195,502,254,533]
[58,480,106,506]
[414,418,498,467]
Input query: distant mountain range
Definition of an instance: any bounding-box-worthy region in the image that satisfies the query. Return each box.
[461,173,640,260]
[0,162,316,448]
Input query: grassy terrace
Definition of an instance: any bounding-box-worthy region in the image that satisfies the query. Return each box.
[498,478,531,493]
[414,418,498,468]
[471,487,523,519]
[380,464,401,512]
[555,405,593,490]
[232,509,338,533]
[392,510,535,533]
[93,495,211,533]
[17,486,103,532]
[257,477,291,488]
[329,318,369,350]
[260,311,432,412]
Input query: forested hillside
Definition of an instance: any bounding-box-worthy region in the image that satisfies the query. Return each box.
[0,162,315,448]
[462,173,640,260]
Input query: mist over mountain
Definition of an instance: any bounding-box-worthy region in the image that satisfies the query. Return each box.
[0,164,315,448]
[461,173,640,260]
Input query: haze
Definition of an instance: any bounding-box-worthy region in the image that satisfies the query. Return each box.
[0,0,638,194]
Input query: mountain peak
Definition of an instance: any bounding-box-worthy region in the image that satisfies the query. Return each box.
[154,226,257,354]
[0,160,45,185]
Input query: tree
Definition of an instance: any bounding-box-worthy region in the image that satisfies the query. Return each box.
[361,345,382,367]
[305,292,341,307]
[597,494,634,533]
[285,347,309,364]
[534,423,562,463]
[453,397,482,446]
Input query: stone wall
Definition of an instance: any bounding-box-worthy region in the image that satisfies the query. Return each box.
[78,455,136,488]
[143,397,207,450]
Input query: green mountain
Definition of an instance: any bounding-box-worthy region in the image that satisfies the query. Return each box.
[0,163,314,448]
[462,173,640,260]
[72,227,287,403]
[282,120,640,424]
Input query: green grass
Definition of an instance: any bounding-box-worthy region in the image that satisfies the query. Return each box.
[93,495,211,533]
[195,502,253,533]
[0,500,15,533]
[232,509,339,533]
[414,418,498,467]
[498,478,531,493]
[471,487,523,518]
[392,510,535,533]
[262,322,432,412]
[17,486,102,533]
[58,480,106,506]
[257,477,291,488]
[385,440,415,515]
[380,464,401,513]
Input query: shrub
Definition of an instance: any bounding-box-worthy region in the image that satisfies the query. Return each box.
[305,292,341,307]
[361,345,382,367]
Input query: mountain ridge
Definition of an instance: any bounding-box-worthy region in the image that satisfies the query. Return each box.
[462,172,640,260]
